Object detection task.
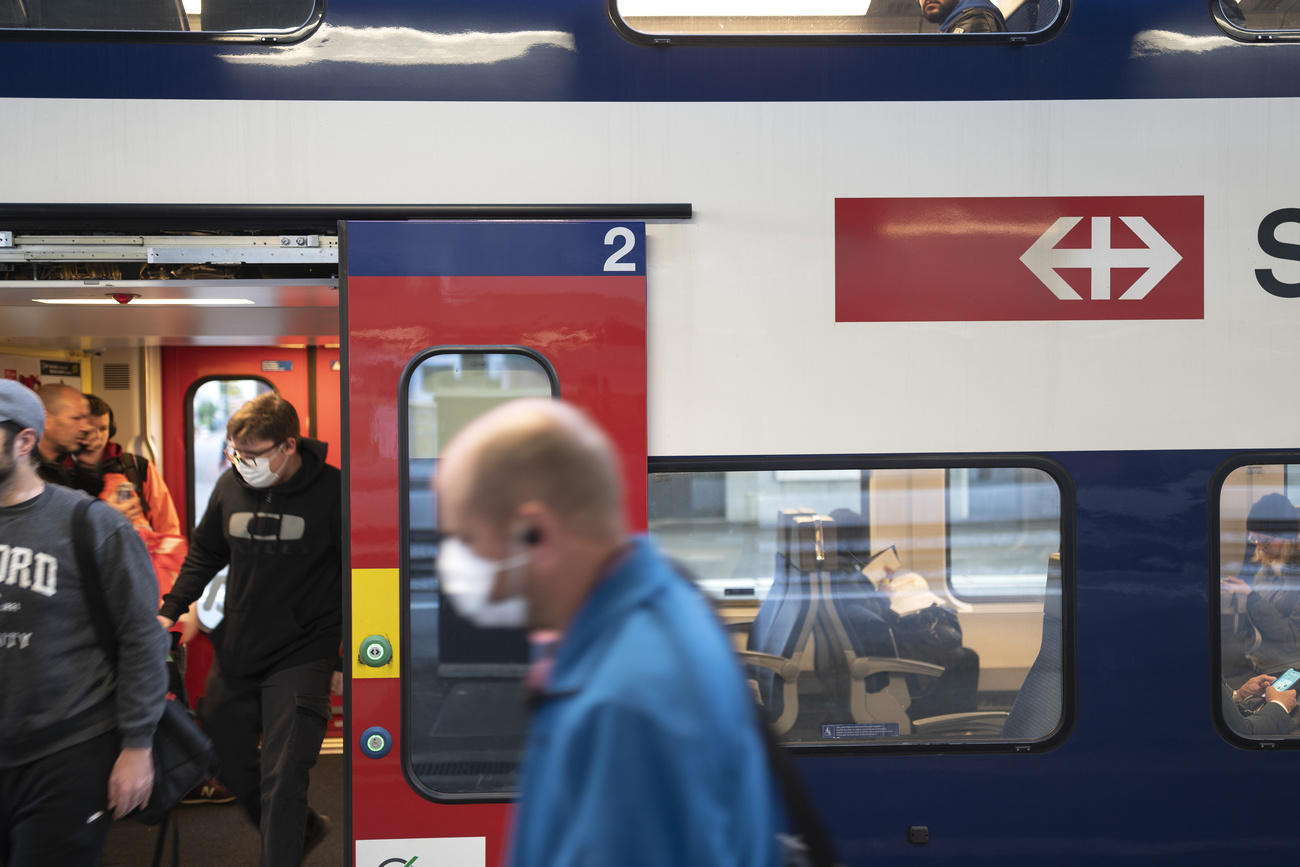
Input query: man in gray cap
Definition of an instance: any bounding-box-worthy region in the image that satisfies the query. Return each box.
[0,380,168,865]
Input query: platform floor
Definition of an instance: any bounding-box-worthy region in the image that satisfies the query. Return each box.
[101,750,344,867]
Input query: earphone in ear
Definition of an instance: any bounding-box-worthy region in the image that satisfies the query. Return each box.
[521,526,542,546]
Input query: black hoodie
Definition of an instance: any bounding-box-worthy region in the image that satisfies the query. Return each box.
[160,438,341,679]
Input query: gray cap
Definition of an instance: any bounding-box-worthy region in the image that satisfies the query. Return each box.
[0,380,44,438]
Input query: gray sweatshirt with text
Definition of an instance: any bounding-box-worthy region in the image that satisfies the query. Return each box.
[0,485,168,766]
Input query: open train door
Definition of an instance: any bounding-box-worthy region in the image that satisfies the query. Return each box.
[341,220,647,865]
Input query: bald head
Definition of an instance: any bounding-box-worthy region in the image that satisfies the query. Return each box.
[38,383,82,414]
[36,383,91,458]
[439,398,625,541]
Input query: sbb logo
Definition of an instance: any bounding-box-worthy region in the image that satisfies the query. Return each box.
[1257,208,1300,298]
[1019,216,1180,302]
[835,196,1203,322]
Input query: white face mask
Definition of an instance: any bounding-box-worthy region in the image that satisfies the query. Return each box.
[438,537,529,629]
[234,447,283,489]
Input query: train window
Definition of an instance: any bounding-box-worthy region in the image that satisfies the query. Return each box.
[948,467,1061,602]
[648,460,1071,748]
[1217,0,1300,33]
[186,376,273,629]
[1216,461,1300,743]
[0,0,319,36]
[612,0,1064,38]
[403,349,557,799]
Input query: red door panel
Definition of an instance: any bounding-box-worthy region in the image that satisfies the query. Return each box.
[344,221,647,863]
[159,346,340,714]
[160,346,311,531]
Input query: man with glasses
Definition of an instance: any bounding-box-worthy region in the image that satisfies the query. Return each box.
[157,392,341,866]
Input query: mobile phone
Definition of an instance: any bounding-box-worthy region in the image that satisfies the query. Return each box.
[116,481,134,503]
[1273,668,1300,692]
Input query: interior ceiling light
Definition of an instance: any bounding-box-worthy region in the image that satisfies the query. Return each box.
[33,297,255,306]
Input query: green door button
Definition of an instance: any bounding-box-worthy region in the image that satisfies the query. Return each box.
[359,635,393,667]
[360,726,392,759]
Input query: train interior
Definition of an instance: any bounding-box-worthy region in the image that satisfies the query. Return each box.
[0,220,343,858]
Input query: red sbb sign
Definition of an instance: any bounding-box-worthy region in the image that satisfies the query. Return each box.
[835,196,1204,322]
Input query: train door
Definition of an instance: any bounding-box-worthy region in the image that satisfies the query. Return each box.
[159,345,343,723]
[342,221,647,864]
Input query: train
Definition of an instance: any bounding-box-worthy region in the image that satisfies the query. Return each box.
[1,0,1299,862]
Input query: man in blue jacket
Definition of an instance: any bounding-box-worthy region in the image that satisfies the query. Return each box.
[435,398,787,867]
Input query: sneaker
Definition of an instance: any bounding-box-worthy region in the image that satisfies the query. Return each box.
[179,780,237,805]
[303,809,332,859]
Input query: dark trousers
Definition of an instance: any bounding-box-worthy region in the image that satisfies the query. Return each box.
[201,658,331,867]
[908,647,981,719]
[0,731,117,867]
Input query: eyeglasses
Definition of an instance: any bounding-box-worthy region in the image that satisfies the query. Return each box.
[1249,532,1285,546]
[224,441,282,468]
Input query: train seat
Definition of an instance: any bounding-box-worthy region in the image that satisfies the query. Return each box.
[737,510,821,736]
[199,0,315,31]
[1001,553,1064,740]
[996,0,1059,31]
[0,0,27,27]
[24,0,187,30]
[818,511,1007,737]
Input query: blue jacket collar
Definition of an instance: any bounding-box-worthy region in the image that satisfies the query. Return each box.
[544,535,669,696]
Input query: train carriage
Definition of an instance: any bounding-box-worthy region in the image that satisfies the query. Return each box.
[1,0,1299,862]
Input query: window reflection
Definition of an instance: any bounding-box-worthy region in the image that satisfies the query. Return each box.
[405,350,555,798]
[1219,464,1300,739]
[649,465,1066,746]
[615,0,1060,36]
[3,0,316,33]
[1221,0,1300,32]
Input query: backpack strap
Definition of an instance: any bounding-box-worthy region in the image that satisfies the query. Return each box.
[119,453,153,521]
[667,558,842,867]
[73,497,118,660]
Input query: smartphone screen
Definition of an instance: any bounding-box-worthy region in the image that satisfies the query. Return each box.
[1273,668,1300,692]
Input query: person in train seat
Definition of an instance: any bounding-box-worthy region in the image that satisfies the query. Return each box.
[829,508,980,719]
[918,0,1007,32]
[1221,493,1300,678]
[33,382,101,497]
[434,398,788,867]
[1222,673,1297,736]
[156,392,341,866]
[0,380,168,864]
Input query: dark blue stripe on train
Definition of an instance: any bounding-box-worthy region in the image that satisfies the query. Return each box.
[345,221,645,277]
[0,0,1295,103]
[798,446,1296,865]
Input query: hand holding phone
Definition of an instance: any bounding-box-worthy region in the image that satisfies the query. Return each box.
[1271,668,1300,693]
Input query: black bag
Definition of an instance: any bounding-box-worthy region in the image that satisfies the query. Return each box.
[668,559,843,867]
[893,602,963,662]
[752,702,845,867]
[72,498,218,826]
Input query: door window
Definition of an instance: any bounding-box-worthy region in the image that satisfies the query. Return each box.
[404,348,557,799]
[187,376,272,629]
